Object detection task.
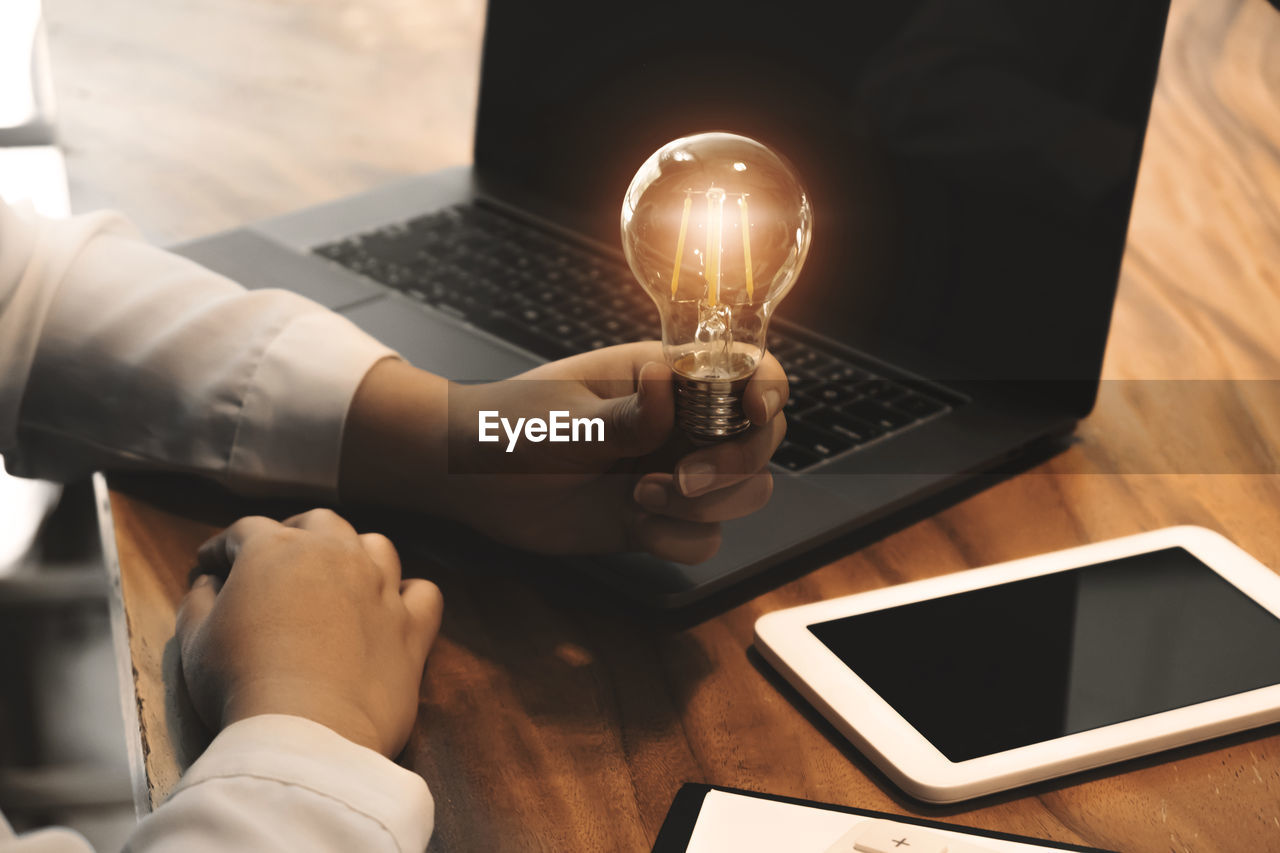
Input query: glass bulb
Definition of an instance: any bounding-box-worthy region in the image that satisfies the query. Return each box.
[621,132,812,440]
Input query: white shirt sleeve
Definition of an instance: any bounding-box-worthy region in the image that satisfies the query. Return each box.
[0,200,397,499]
[125,715,433,853]
[0,716,433,853]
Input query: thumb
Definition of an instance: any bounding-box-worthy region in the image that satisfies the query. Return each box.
[176,574,222,655]
[593,361,674,458]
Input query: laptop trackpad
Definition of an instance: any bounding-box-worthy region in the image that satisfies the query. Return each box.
[341,295,541,381]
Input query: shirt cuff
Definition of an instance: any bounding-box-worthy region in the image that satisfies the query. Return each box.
[171,714,433,852]
[226,310,398,500]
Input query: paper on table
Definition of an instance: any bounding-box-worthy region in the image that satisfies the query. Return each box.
[683,790,1063,853]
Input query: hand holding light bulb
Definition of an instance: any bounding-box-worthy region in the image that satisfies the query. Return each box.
[336,133,804,564]
[622,132,812,440]
[341,344,788,565]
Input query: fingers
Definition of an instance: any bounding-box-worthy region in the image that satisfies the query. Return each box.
[628,512,723,564]
[532,343,675,458]
[633,471,773,523]
[199,510,399,591]
[673,414,787,498]
[196,509,357,579]
[359,532,401,571]
[591,360,675,458]
[360,532,403,590]
[282,507,358,536]
[665,355,786,498]
[743,351,789,426]
[196,516,281,579]
[564,341,665,399]
[176,573,223,655]
[400,579,444,653]
[289,512,404,592]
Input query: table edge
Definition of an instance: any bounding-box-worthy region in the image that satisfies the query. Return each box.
[92,472,153,817]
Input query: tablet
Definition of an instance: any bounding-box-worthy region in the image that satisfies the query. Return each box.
[754,526,1280,803]
[652,783,1113,853]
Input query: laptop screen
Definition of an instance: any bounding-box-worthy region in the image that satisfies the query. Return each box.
[474,1,1170,391]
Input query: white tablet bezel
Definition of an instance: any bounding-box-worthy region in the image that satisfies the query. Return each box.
[753,525,1280,803]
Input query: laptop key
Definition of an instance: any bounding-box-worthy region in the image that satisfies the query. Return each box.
[808,381,859,407]
[576,333,626,351]
[784,420,855,458]
[602,294,632,313]
[356,230,420,266]
[546,318,589,340]
[857,378,909,401]
[465,278,505,302]
[842,399,916,431]
[600,316,628,336]
[365,261,410,288]
[783,393,821,419]
[611,315,653,339]
[803,407,885,443]
[528,286,563,305]
[512,303,547,325]
[555,299,593,319]
[821,365,874,384]
[768,336,803,360]
[787,373,822,398]
[785,348,836,374]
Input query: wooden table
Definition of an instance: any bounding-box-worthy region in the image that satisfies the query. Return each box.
[51,0,1280,849]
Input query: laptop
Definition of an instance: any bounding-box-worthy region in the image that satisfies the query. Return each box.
[173,0,1173,608]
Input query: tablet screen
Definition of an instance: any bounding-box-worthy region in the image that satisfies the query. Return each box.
[808,547,1280,762]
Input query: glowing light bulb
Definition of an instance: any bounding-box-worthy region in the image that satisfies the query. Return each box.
[621,132,813,440]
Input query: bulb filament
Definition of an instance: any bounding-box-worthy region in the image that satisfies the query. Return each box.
[705,187,725,307]
[671,192,692,298]
[668,187,755,306]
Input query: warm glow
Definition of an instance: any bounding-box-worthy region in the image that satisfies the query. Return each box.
[621,132,812,382]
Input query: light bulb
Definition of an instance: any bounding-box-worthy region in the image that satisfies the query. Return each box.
[621,132,813,440]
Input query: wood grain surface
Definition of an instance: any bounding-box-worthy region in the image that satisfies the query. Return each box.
[48,0,1280,849]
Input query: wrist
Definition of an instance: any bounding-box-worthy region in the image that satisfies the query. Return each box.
[338,358,456,518]
[221,681,386,755]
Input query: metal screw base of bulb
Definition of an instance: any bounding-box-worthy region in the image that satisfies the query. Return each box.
[673,373,752,441]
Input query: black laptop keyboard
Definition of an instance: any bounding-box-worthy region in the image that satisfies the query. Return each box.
[313,204,958,472]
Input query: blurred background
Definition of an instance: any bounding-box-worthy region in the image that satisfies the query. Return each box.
[41,0,485,246]
[1,2,132,846]
[0,1,485,848]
